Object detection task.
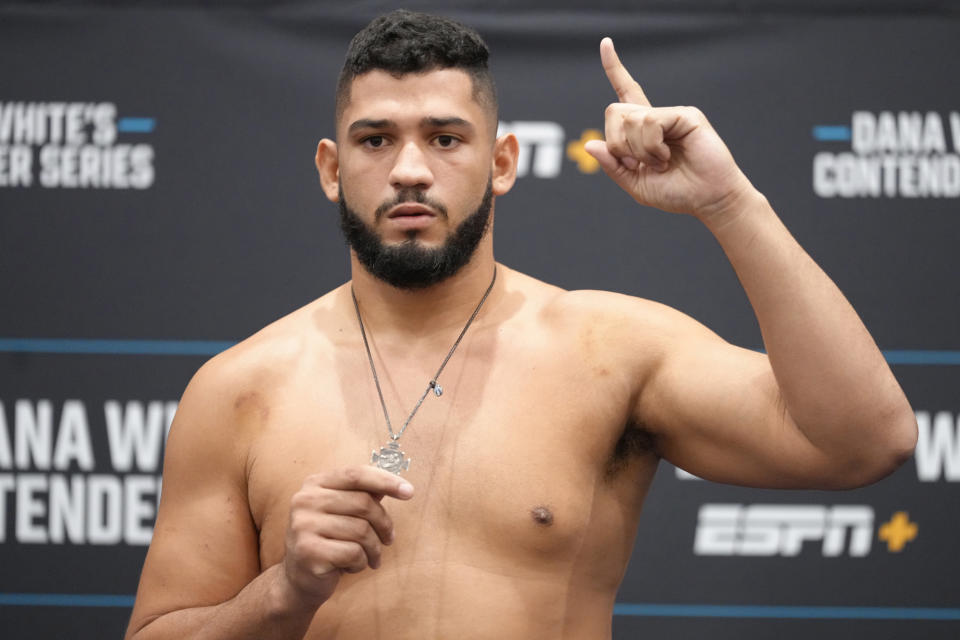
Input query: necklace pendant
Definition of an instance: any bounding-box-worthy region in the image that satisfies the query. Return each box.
[371,440,411,475]
[433,383,443,397]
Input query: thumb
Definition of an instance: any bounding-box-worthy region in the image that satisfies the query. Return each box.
[584,139,638,187]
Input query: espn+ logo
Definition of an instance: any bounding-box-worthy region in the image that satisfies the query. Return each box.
[498,121,605,178]
[694,504,874,557]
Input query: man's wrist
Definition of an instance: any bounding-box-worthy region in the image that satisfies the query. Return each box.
[265,564,323,622]
[697,181,769,237]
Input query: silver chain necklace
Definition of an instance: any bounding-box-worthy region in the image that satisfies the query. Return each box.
[351,267,497,475]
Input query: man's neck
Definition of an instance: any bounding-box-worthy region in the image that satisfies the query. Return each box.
[348,250,499,340]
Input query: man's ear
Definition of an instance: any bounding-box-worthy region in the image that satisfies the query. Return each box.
[491,133,519,196]
[315,139,340,202]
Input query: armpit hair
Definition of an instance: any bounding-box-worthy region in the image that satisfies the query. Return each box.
[605,418,658,478]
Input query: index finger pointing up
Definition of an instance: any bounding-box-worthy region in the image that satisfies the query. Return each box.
[600,37,651,106]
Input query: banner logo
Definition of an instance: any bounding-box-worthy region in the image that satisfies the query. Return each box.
[694,504,918,557]
[915,410,960,482]
[813,111,960,198]
[0,398,174,546]
[498,120,565,178]
[0,101,156,189]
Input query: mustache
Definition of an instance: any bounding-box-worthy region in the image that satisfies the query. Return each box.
[373,189,448,222]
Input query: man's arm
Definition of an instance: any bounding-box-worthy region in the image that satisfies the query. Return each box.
[125,356,413,640]
[636,195,914,488]
[585,39,916,488]
[124,359,302,639]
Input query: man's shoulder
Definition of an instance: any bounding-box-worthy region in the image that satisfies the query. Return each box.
[499,267,693,344]
[518,276,684,333]
[187,285,349,401]
[502,267,642,309]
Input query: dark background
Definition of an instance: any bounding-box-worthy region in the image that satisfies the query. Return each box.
[1,1,957,638]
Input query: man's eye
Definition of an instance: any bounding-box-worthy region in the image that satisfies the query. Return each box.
[363,136,385,148]
[435,135,458,148]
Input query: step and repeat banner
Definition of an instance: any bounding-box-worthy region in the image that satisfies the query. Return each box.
[1,2,958,638]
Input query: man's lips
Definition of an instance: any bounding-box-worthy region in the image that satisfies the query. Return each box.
[386,204,437,219]
[383,204,439,231]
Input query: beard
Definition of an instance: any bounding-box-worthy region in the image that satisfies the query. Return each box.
[338,177,493,290]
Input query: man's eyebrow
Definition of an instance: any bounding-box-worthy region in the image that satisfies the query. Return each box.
[421,116,474,131]
[348,118,395,133]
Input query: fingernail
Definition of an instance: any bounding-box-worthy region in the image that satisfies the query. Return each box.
[398,481,414,498]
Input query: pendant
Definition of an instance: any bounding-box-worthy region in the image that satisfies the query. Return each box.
[371,440,411,475]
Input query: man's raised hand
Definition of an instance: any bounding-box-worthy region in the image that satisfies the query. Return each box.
[277,466,414,611]
[584,37,757,222]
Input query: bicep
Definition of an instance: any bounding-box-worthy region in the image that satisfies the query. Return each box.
[127,367,260,635]
[636,316,839,488]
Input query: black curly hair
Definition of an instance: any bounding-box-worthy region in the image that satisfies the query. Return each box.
[335,10,498,130]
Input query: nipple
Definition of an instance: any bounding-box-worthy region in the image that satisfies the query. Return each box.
[530,505,554,526]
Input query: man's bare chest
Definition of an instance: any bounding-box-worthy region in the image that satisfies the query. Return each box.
[243,331,656,572]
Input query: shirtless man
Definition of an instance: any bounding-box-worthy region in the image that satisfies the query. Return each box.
[125,10,917,640]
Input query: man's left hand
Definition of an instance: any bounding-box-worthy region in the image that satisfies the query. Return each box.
[584,37,757,223]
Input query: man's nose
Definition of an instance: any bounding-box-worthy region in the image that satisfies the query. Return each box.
[389,141,433,190]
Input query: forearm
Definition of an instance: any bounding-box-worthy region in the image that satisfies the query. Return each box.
[129,564,318,640]
[703,187,916,470]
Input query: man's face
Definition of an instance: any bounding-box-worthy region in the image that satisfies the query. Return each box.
[335,68,497,288]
